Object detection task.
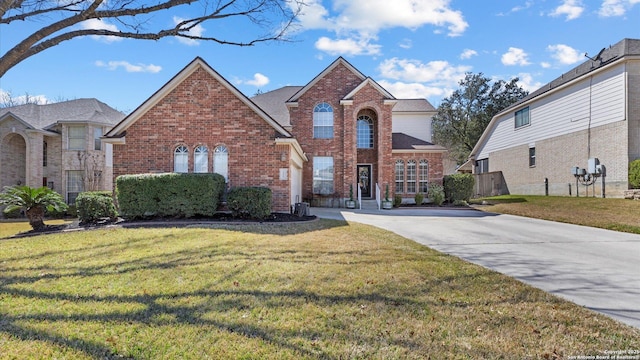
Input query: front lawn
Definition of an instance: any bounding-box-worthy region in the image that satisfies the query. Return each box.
[0,220,638,358]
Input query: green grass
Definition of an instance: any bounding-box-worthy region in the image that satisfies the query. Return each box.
[0,219,71,238]
[471,195,640,234]
[0,220,638,359]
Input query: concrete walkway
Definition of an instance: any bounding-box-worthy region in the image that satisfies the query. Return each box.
[311,207,640,329]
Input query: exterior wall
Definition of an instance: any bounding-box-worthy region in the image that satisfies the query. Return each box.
[112,67,292,212]
[628,60,640,161]
[391,151,445,200]
[289,62,363,201]
[43,135,63,194]
[489,121,628,197]
[392,113,433,142]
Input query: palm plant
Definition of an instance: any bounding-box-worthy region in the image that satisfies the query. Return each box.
[0,185,68,231]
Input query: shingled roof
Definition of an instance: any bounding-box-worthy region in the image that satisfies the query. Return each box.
[392,133,446,150]
[0,98,125,130]
[251,86,303,128]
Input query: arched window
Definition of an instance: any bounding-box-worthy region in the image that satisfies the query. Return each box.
[395,160,404,194]
[214,145,229,181]
[174,145,188,173]
[194,145,208,173]
[313,102,333,139]
[357,115,374,148]
[407,160,416,193]
[419,160,429,193]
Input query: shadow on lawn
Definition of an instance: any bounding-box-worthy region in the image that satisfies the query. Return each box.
[0,231,561,359]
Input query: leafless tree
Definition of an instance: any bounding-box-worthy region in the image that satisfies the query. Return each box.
[0,0,304,77]
[0,90,49,107]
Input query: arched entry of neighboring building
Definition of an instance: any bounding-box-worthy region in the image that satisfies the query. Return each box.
[0,133,27,188]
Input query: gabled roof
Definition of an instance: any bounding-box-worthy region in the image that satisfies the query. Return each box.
[392,133,446,151]
[105,57,292,139]
[286,57,367,103]
[470,37,640,160]
[393,99,436,113]
[341,77,395,102]
[0,99,124,130]
[251,86,303,128]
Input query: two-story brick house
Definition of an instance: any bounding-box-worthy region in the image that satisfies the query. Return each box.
[0,99,125,204]
[104,57,447,212]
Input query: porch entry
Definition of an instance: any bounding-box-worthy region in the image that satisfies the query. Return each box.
[357,164,372,198]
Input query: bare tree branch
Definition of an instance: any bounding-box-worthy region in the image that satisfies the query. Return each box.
[0,0,304,77]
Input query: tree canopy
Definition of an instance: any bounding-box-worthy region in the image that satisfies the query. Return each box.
[0,0,304,77]
[432,73,529,165]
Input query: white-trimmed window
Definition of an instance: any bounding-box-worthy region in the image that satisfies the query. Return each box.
[68,126,85,150]
[194,145,209,173]
[214,145,228,181]
[515,107,530,128]
[174,145,188,173]
[407,160,416,193]
[94,127,103,150]
[357,115,374,148]
[529,147,536,167]
[313,103,333,139]
[395,160,404,194]
[419,160,429,193]
[66,170,84,205]
[313,156,334,195]
[475,158,489,174]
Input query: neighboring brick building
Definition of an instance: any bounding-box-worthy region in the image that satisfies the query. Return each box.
[104,57,447,212]
[469,38,640,198]
[0,99,125,204]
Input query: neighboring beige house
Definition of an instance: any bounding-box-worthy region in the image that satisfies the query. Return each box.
[0,99,125,204]
[469,38,640,197]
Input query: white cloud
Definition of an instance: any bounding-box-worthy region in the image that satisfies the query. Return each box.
[398,38,413,49]
[244,73,270,87]
[378,80,448,99]
[378,58,471,85]
[598,0,640,16]
[540,62,552,68]
[498,1,534,16]
[315,36,381,56]
[515,73,544,93]
[460,49,478,60]
[173,16,205,46]
[80,19,122,43]
[0,89,49,105]
[298,0,468,56]
[547,44,583,64]
[95,60,162,73]
[549,0,585,20]
[501,47,531,66]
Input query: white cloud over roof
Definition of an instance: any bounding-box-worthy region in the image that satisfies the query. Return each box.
[547,44,583,65]
[598,0,640,16]
[501,47,531,66]
[95,61,162,73]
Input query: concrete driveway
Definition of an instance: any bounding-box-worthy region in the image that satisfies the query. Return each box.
[311,207,640,329]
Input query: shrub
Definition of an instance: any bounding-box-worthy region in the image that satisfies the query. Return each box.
[116,173,226,219]
[227,187,272,220]
[429,184,445,206]
[453,199,469,207]
[76,191,118,223]
[393,194,403,208]
[629,159,640,189]
[2,206,23,219]
[443,174,474,203]
[414,192,424,206]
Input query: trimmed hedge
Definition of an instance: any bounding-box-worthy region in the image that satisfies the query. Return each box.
[116,173,226,219]
[443,174,474,203]
[76,191,118,223]
[629,159,640,189]
[227,187,272,220]
[428,184,445,206]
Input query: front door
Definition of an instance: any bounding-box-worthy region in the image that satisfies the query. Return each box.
[357,164,372,198]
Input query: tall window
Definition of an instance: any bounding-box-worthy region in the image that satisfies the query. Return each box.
[357,115,374,148]
[419,160,429,193]
[174,146,188,173]
[515,107,530,128]
[529,147,536,167]
[43,141,47,167]
[313,103,333,139]
[66,170,84,204]
[94,127,103,150]
[313,156,334,194]
[194,145,209,173]
[395,160,404,194]
[406,160,416,193]
[214,145,228,181]
[68,126,85,150]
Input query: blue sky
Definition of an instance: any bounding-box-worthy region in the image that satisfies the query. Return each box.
[1,0,639,113]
